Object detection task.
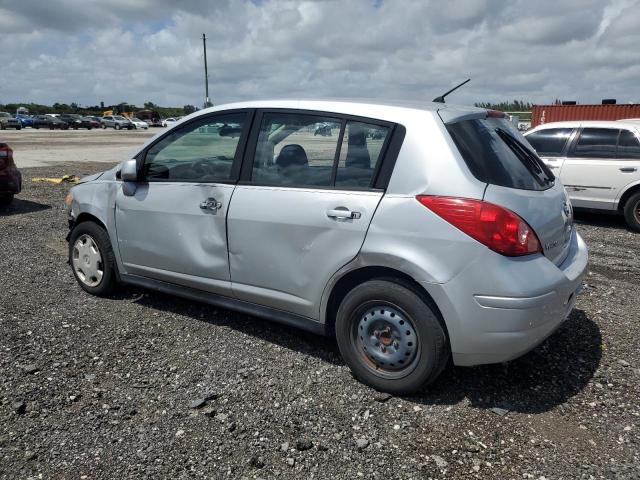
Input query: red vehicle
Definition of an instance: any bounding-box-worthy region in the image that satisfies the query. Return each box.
[0,142,21,205]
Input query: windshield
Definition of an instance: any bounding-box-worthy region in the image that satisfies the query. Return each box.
[114,116,127,121]
[446,116,554,191]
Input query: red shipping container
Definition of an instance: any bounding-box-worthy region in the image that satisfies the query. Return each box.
[531,104,640,128]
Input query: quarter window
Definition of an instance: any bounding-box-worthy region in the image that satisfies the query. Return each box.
[335,122,390,188]
[572,128,619,158]
[617,130,640,159]
[525,128,572,156]
[143,113,246,182]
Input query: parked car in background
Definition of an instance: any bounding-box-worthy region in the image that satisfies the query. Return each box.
[84,117,102,129]
[0,112,21,130]
[64,99,587,394]
[58,114,94,130]
[15,114,34,128]
[101,115,134,130]
[130,118,149,130]
[162,117,180,127]
[32,115,69,130]
[0,141,21,205]
[525,120,640,231]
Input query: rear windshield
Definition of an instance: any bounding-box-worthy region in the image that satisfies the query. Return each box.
[446,117,554,191]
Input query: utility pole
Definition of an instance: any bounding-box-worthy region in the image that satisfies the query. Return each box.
[202,33,211,108]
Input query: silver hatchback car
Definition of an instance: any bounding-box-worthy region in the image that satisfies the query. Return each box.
[65,100,588,393]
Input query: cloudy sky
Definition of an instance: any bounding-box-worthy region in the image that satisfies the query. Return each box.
[0,0,639,108]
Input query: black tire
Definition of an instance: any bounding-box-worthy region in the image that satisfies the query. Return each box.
[335,279,448,394]
[0,194,14,206]
[623,191,640,232]
[49,124,54,130]
[16,126,21,130]
[68,221,117,296]
[115,124,121,130]
[102,124,106,129]
[0,124,5,130]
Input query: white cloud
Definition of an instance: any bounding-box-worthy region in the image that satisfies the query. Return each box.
[0,0,639,108]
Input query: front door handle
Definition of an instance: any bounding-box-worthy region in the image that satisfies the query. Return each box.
[200,198,222,211]
[327,207,361,220]
[619,167,637,173]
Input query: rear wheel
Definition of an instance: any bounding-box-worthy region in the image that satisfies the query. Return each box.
[69,222,117,296]
[623,192,640,232]
[335,280,448,394]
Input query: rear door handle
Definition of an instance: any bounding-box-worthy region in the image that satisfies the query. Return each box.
[619,167,637,173]
[200,197,222,211]
[327,207,361,220]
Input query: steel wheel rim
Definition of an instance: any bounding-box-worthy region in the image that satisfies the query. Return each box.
[634,200,640,224]
[72,234,104,287]
[352,303,420,380]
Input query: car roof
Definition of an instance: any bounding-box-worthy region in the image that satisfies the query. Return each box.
[529,120,640,131]
[195,98,486,124]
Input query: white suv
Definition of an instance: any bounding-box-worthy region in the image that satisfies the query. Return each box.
[525,121,640,231]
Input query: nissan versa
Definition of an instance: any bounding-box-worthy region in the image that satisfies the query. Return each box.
[64,100,588,393]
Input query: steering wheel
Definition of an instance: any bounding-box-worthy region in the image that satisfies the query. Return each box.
[191,159,211,177]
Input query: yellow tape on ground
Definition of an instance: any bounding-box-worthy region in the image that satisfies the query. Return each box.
[31,175,80,184]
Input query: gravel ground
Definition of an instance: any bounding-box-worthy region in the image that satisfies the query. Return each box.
[1,163,639,479]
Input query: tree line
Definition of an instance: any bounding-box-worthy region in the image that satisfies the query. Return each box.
[474,100,533,112]
[0,101,198,118]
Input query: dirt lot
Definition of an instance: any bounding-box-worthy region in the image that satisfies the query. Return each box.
[3,129,156,168]
[0,141,639,478]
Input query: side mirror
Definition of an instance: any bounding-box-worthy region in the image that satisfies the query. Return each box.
[120,159,138,182]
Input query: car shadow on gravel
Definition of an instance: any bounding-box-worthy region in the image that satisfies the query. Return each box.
[573,209,629,230]
[125,288,600,413]
[410,309,601,414]
[124,289,343,365]
[0,198,51,216]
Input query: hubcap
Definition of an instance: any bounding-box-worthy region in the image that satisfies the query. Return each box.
[72,234,103,287]
[355,305,418,377]
[635,200,640,224]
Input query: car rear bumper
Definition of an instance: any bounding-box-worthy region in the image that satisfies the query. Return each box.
[423,229,588,366]
[0,166,22,194]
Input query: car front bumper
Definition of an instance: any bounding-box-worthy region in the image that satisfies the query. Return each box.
[423,229,588,366]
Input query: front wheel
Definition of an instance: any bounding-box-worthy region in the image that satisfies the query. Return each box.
[335,280,448,394]
[115,124,121,130]
[623,192,640,232]
[69,222,117,296]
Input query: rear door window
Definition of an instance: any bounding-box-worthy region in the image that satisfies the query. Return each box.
[446,117,554,191]
[251,113,342,187]
[617,129,640,159]
[571,128,619,158]
[249,113,391,189]
[525,128,573,156]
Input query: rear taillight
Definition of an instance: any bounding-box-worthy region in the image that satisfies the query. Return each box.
[416,196,542,256]
[0,144,12,168]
